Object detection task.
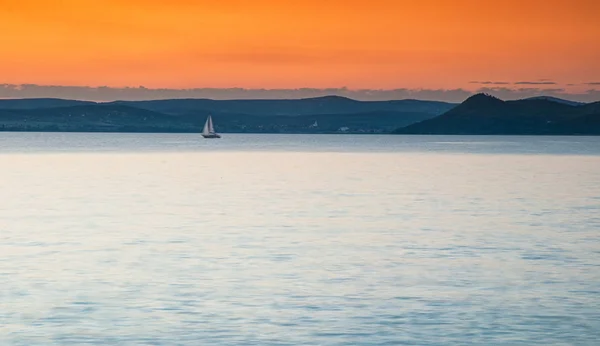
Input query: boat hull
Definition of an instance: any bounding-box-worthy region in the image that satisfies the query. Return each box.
[202,133,221,138]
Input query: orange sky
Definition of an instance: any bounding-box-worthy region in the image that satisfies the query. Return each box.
[1,0,598,91]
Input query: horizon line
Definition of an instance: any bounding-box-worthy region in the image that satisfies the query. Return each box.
[1,84,599,103]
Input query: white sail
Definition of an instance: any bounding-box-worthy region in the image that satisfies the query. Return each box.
[202,115,220,138]
[208,116,215,133]
[202,116,211,135]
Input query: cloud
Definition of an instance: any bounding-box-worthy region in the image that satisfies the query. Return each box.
[469,81,510,85]
[514,81,557,85]
[586,82,600,85]
[1,83,599,103]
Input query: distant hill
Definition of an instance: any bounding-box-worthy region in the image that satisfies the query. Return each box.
[208,110,437,133]
[0,96,455,116]
[109,96,456,116]
[524,96,585,107]
[0,95,450,133]
[0,104,196,132]
[0,102,438,133]
[393,94,600,135]
[6,94,596,135]
[581,101,600,114]
[0,98,97,109]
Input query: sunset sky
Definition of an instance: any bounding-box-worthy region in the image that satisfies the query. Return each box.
[1,0,599,100]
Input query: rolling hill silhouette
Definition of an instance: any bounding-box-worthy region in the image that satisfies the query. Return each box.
[0,104,192,132]
[394,94,600,135]
[1,95,597,134]
[0,98,97,109]
[0,96,449,133]
[108,96,454,116]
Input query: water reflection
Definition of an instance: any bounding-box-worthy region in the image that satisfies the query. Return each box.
[0,134,599,344]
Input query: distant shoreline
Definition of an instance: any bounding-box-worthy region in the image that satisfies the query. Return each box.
[0,129,598,136]
[1,95,598,136]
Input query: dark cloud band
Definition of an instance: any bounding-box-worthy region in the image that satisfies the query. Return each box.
[514,81,557,85]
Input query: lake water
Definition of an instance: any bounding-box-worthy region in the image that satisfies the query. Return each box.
[1,133,599,345]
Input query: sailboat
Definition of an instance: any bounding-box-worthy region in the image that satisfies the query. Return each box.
[202,115,221,138]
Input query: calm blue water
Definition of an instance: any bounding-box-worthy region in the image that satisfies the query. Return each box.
[1,133,599,345]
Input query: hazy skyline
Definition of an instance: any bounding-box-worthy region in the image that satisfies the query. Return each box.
[1,83,599,103]
[1,0,599,101]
